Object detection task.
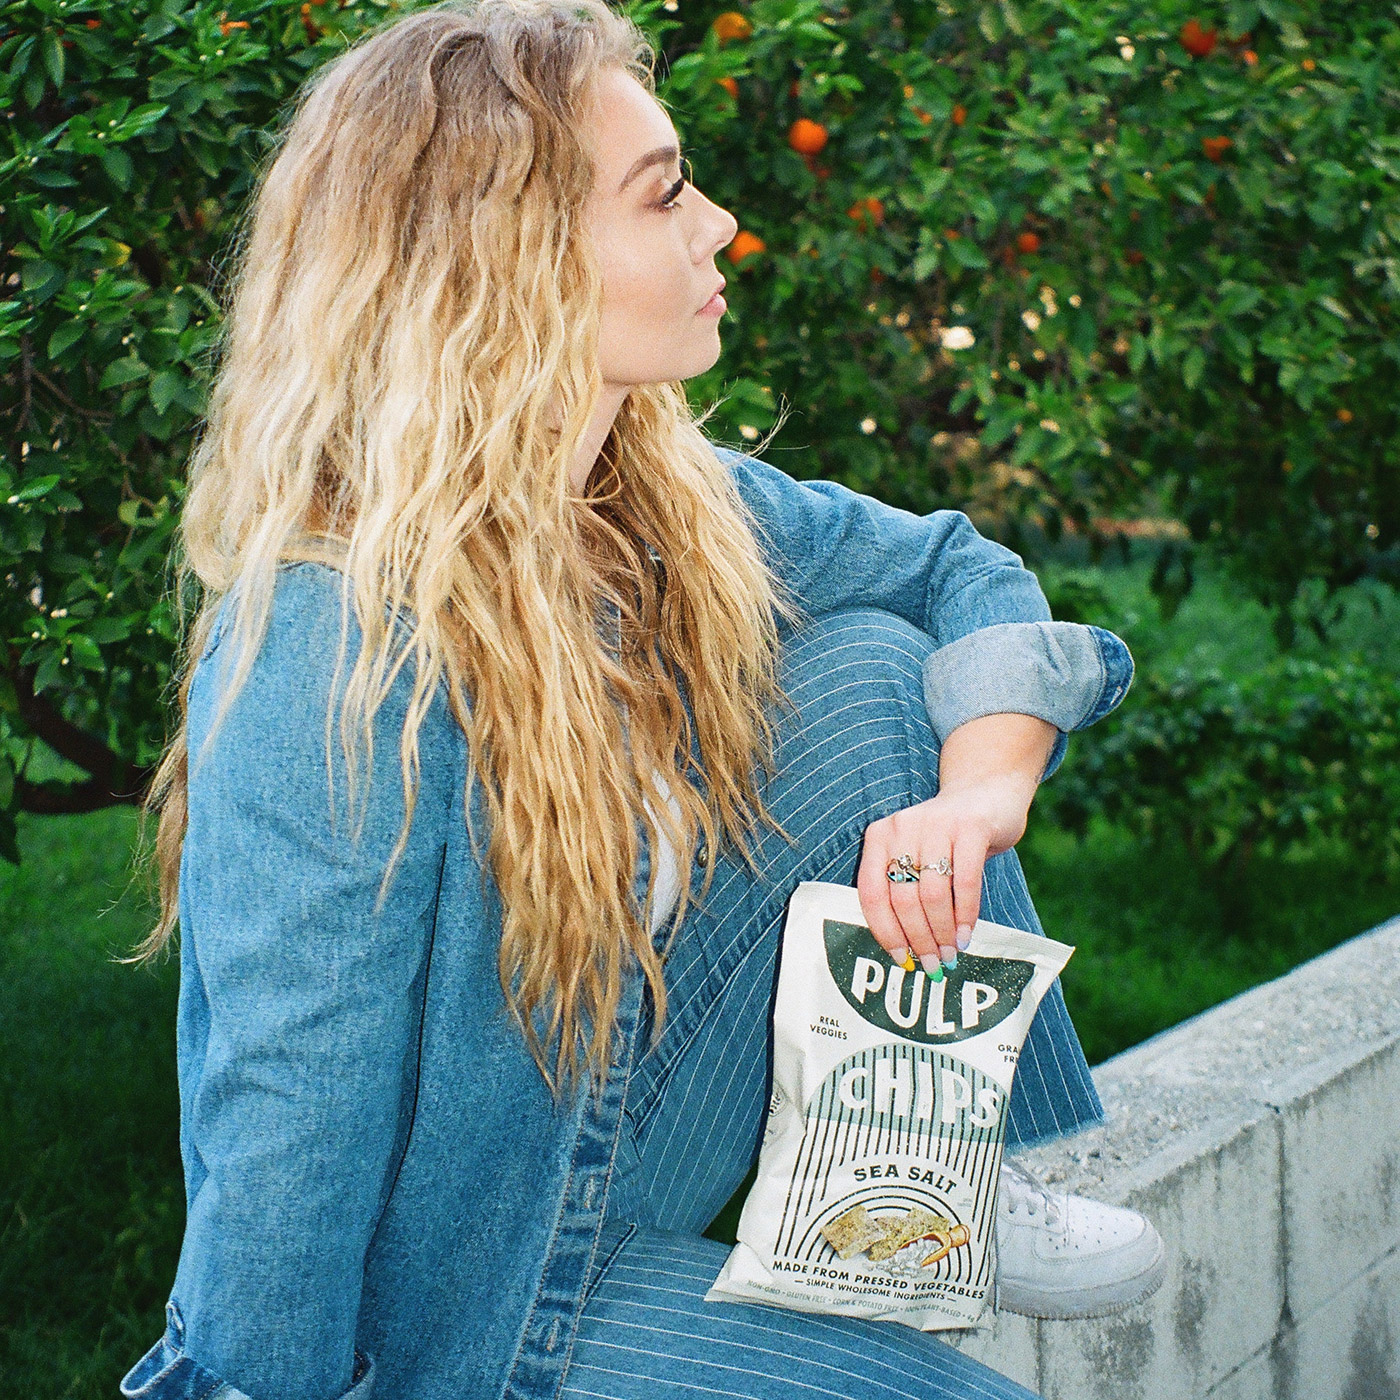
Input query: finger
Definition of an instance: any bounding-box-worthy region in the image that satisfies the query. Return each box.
[877,816,954,975]
[950,830,989,952]
[916,853,958,962]
[856,825,915,965]
[888,877,942,974]
[874,815,943,973]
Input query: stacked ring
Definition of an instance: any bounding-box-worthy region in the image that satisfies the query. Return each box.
[885,853,953,883]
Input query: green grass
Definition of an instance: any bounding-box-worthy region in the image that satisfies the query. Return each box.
[2,550,1397,1394]
[0,805,179,1399]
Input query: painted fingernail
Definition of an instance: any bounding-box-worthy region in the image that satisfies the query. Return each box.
[940,947,958,971]
[956,924,973,951]
[919,952,941,977]
[893,946,915,972]
[931,962,945,982]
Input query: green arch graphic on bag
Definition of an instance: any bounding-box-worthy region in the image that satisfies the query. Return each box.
[705,880,1074,1332]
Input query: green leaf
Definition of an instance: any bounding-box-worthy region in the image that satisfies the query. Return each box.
[149,369,184,416]
[97,357,149,390]
[100,147,135,190]
[10,475,60,502]
[1183,346,1206,390]
[46,320,85,360]
[39,30,63,90]
[31,651,63,696]
[948,238,990,270]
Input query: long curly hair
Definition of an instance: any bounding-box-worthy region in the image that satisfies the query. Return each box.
[128,0,810,1098]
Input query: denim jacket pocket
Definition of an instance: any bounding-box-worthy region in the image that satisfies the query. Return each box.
[121,1299,375,1400]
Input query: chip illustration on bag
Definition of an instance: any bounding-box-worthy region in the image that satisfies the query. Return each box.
[705,879,1074,1332]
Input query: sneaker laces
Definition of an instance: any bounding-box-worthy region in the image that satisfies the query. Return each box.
[999,1155,1065,1228]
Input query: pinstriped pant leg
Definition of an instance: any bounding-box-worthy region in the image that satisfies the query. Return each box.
[618,607,1102,1199]
[561,1229,1040,1400]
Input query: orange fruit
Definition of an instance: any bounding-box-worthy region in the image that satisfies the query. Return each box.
[716,76,739,99]
[1201,135,1232,162]
[1179,19,1217,58]
[1125,249,1145,265]
[903,84,915,99]
[1243,49,1258,65]
[869,268,884,283]
[913,107,932,124]
[847,196,885,229]
[726,230,766,264]
[788,118,829,155]
[944,228,961,240]
[951,103,967,126]
[712,11,752,42]
[1337,408,1354,423]
[1301,57,1316,70]
[1016,231,1041,254]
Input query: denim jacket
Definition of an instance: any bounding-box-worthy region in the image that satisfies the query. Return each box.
[119,446,1133,1400]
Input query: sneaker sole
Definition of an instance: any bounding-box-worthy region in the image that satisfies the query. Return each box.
[994,1235,1168,1320]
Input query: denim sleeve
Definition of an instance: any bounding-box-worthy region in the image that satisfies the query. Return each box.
[920,620,1135,782]
[715,446,1135,782]
[154,565,455,1400]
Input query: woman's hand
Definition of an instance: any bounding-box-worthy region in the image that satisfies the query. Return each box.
[854,713,1058,974]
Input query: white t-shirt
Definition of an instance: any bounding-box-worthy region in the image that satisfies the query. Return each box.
[642,766,684,939]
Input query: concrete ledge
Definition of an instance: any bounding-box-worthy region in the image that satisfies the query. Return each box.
[949,913,1400,1400]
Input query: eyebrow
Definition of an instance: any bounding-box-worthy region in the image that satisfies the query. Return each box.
[618,144,681,194]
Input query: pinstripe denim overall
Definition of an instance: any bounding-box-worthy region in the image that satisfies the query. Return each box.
[119,446,1133,1400]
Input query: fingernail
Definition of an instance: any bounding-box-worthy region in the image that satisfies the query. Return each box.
[940,948,958,971]
[931,962,945,982]
[956,924,973,951]
[893,946,915,972]
[919,952,941,977]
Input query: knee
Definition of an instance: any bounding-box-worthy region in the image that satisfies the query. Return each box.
[776,608,937,728]
[778,607,936,688]
[770,608,942,791]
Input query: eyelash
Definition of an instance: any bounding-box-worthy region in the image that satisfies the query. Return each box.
[657,157,693,212]
[658,176,686,211]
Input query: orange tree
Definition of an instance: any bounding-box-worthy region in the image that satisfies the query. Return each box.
[1,0,1397,844]
[661,0,1399,630]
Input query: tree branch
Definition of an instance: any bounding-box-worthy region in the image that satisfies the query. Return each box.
[6,660,152,806]
[15,773,153,814]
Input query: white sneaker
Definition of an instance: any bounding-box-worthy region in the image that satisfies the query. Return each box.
[993,1154,1166,1318]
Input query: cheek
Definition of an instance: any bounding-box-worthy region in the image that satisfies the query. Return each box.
[599,262,695,367]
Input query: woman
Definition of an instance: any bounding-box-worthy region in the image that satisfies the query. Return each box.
[119,3,1162,1398]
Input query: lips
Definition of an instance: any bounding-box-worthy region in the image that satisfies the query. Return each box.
[701,278,726,312]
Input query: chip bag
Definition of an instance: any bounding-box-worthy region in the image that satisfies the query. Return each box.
[705,879,1074,1332]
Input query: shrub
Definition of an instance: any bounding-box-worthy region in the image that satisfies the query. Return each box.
[1,0,1396,843]
[1039,654,1400,876]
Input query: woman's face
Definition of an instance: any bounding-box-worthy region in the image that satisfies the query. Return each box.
[582,67,739,396]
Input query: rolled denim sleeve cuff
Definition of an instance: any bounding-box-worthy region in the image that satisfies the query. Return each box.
[921,621,1135,783]
[121,1299,375,1400]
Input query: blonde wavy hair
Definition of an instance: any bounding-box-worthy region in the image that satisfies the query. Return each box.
[129,0,812,1098]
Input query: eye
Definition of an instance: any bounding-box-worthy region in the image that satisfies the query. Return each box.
[657,156,693,212]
